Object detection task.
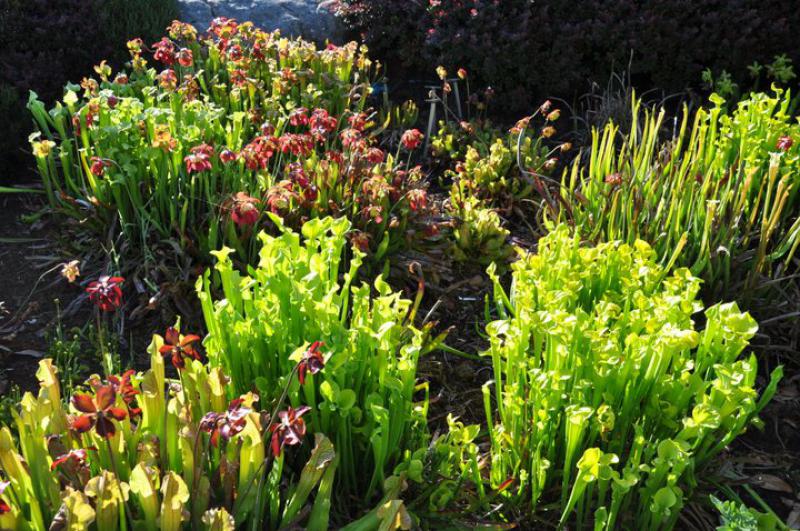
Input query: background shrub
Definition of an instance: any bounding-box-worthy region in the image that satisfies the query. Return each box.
[330,0,800,113]
[0,0,178,181]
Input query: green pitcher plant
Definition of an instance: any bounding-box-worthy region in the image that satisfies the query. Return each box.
[471,226,781,529]
[558,90,800,296]
[0,332,341,530]
[443,101,566,213]
[199,215,445,512]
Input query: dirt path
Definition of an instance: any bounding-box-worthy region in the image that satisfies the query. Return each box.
[0,192,87,393]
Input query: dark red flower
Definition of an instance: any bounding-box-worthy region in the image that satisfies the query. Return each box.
[302,185,318,203]
[178,48,193,67]
[51,447,95,471]
[229,192,261,227]
[227,44,244,62]
[297,341,325,385]
[184,143,214,173]
[241,136,276,170]
[152,38,176,65]
[90,157,111,177]
[260,122,275,137]
[365,148,385,164]
[349,231,370,252]
[326,150,344,167]
[406,189,428,212]
[0,481,10,515]
[199,397,251,447]
[158,327,202,370]
[309,108,338,141]
[287,163,310,189]
[86,276,124,312]
[104,370,141,419]
[107,95,119,109]
[400,129,424,150]
[347,113,368,132]
[777,135,793,152]
[241,137,270,169]
[219,149,237,164]
[340,128,364,151]
[277,133,313,157]
[269,406,311,456]
[70,386,128,438]
[289,107,309,127]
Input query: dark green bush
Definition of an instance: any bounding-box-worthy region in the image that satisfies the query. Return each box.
[0,0,178,181]
[329,0,800,113]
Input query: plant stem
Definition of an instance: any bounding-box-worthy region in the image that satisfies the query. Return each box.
[96,312,113,377]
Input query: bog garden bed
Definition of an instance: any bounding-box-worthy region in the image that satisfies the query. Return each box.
[0,14,798,531]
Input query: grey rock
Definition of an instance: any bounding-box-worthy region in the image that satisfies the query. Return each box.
[179,0,214,29]
[177,0,342,43]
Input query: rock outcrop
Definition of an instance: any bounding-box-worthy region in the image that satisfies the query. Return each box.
[178,0,342,43]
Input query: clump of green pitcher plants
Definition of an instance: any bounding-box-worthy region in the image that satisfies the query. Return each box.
[472,226,781,528]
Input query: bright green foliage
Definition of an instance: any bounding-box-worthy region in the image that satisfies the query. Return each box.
[447,120,555,210]
[560,90,800,295]
[0,343,335,530]
[477,226,781,529]
[429,119,499,168]
[456,138,523,202]
[448,195,512,267]
[199,216,438,506]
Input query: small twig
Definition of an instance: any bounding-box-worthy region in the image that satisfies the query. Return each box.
[759,311,800,325]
